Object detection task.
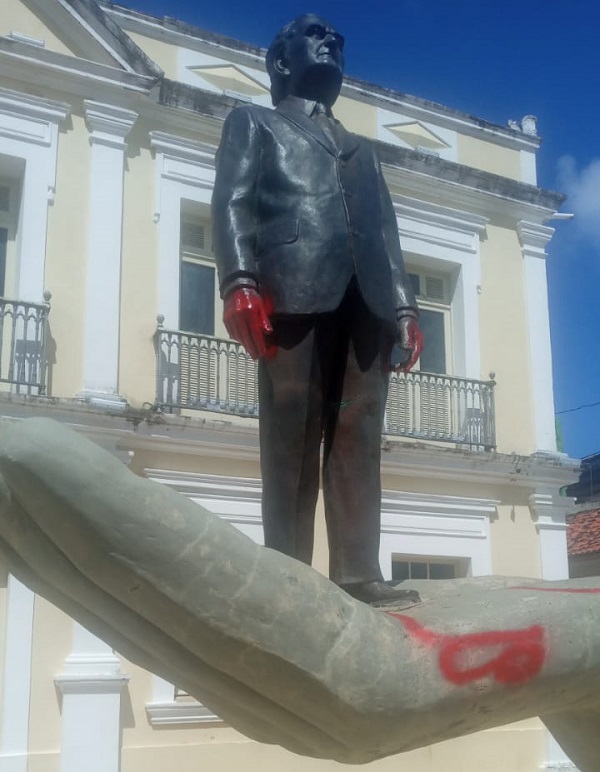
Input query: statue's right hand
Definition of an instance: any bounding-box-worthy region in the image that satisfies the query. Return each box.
[223,287,273,360]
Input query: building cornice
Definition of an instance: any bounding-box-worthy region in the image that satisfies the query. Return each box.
[0,37,158,99]
[342,80,540,153]
[384,164,562,228]
[377,141,565,216]
[151,79,563,220]
[156,78,238,122]
[103,3,540,151]
[381,439,580,490]
[0,36,558,224]
[102,3,266,65]
[29,0,163,78]
[0,397,580,493]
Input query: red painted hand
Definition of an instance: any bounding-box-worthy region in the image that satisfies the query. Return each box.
[394,317,424,373]
[223,288,274,360]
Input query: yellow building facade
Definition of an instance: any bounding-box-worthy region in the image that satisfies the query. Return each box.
[0,2,579,770]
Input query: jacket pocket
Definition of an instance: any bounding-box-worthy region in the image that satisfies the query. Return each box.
[256,220,299,256]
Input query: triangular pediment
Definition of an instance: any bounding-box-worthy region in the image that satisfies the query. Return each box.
[3,0,161,78]
[188,65,269,97]
[384,121,449,151]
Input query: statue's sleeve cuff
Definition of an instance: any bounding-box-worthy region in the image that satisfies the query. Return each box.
[221,274,259,298]
[396,307,419,322]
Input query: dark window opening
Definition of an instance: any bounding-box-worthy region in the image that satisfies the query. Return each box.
[392,556,467,581]
[180,261,215,335]
[0,228,7,297]
[419,308,446,374]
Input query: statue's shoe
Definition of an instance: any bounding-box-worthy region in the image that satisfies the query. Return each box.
[340,580,420,607]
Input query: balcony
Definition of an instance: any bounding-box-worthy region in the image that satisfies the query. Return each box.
[385,369,496,451]
[155,323,496,451]
[0,294,51,396]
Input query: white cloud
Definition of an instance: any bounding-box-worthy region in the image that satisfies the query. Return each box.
[557,155,600,244]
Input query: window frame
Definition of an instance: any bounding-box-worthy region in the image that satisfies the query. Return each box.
[379,489,497,580]
[407,267,453,375]
[179,212,221,337]
[0,174,23,299]
[391,554,470,581]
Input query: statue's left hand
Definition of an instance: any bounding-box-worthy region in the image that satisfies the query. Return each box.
[223,287,274,360]
[394,316,423,373]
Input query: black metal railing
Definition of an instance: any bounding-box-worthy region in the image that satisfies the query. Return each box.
[155,319,259,416]
[0,293,51,396]
[385,369,496,451]
[155,322,496,450]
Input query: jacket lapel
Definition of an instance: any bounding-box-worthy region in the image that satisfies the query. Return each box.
[276,98,337,155]
[276,97,362,160]
[335,122,361,160]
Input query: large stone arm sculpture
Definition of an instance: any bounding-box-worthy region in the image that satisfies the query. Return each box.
[0,418,599,768]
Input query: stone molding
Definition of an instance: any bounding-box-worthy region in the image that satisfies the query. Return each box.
[0,87,69,302]
[146,700,221,726]
[518,220,556,260]
[83,100,138,149]
[0,86,70,147]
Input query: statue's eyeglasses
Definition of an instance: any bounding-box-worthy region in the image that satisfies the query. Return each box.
[305,24,345,52]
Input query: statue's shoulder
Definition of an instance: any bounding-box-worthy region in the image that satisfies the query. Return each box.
[224,103,274,127]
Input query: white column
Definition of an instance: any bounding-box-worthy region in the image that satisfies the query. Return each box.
[530,489,570,580]
[0,577,35,772]
[518,221,558,453]
[79,102,137,408]
[530,489,579,771]
[54,624,129,772]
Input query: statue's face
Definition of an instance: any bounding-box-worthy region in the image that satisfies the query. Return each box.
[283,15,344,103]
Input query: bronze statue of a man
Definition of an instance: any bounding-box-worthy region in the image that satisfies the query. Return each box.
[212,15,423,605]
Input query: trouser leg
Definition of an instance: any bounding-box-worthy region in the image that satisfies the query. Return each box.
[258,317,322,566]
[322,290,392,586]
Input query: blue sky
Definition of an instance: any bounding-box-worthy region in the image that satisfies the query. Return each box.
[118,0,600,459]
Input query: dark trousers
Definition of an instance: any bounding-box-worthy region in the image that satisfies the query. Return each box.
[258,282,392,586]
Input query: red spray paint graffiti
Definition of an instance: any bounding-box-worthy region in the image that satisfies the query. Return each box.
[389,613,547,686]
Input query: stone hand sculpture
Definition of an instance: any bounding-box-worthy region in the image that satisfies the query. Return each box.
[0,418,600,769]
[211,15,424,605]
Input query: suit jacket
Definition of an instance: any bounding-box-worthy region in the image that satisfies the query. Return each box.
[211,96,417,327]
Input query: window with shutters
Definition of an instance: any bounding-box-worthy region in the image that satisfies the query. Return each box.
[407,269,452,375]
[179,210,217,406]
[176,205,258,413]
[179,213,216,335]
[387,268,453,439]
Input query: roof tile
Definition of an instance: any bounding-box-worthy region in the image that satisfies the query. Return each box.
[567,509,600,556]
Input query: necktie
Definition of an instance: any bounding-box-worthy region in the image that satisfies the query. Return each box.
[312,103,339,149]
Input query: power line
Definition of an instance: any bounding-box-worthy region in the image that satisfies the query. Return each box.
[556,400,600,416]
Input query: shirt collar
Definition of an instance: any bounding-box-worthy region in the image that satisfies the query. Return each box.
[281,95,334,119]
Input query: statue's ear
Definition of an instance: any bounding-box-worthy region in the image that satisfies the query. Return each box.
[274,57,290,76]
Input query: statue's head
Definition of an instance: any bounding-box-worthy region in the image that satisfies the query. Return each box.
[266,14,345,107]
